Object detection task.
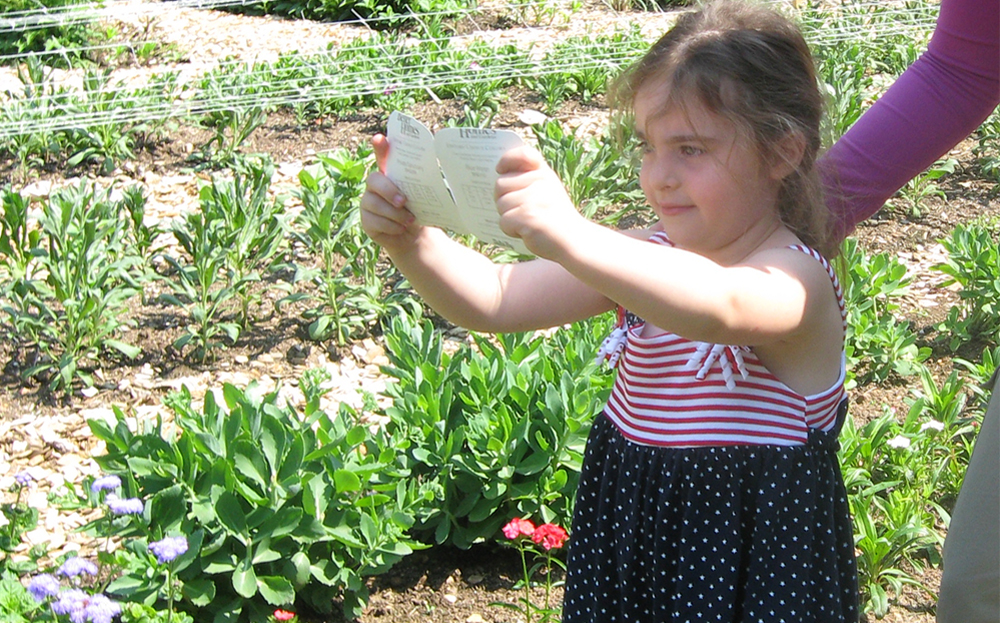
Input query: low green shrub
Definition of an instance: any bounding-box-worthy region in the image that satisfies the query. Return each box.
[839,238,929,387]
[0,0,95,64]
[381,313,614,548]
[89,371,430,621]
[2,183,142,394]
[287,147,421,344]
[933,220,1000,351]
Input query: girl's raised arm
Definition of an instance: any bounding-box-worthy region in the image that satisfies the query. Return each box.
[359,136,614,333]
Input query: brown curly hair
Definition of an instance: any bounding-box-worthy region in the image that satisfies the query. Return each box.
[610,0,836,258]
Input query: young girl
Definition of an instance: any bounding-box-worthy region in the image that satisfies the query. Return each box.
[360,1,858,620]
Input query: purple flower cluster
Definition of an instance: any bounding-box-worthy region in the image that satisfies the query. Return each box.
[51,589,121,623]
[14,471,34,487]
[27,574,60,602]
[57,557,98,578]
[149,535,189,563]
[105,494,144,515]
[90,475,122,493]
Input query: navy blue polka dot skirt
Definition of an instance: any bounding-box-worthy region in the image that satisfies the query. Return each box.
[562,403,859,622]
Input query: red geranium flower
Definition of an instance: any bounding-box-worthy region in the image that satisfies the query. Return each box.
[273,610,296,621]
[532,523,569,550]
[502,517,536,540]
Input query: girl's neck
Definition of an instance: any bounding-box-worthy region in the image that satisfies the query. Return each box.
[698,215,792,266]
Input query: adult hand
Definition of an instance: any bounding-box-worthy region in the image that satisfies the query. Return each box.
[359,134,424,250]
[495,146,585,260]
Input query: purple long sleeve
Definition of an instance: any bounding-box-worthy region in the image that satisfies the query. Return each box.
[820,0,1000,242]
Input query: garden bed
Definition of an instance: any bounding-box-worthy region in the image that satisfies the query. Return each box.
[0,1,997,622]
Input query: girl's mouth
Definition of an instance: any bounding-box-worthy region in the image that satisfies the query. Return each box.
[657,204,694,217]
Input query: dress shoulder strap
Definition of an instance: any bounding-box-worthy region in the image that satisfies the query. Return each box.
[786,244,847,329]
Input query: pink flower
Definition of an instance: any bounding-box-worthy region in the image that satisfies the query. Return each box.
[273,610,296,621]
[502,517,536,540]
[532,523,569,551]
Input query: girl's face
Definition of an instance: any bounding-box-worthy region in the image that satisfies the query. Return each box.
[634,84,785,263]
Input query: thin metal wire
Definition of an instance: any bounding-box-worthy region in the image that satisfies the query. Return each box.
[0,1,937,140]
[0,13,933,107]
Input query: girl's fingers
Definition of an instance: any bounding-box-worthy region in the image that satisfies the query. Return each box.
[362,210,410,236]
[361,191,412,225]
[365,171,406,209]
[496,145,546,175]
[372,134,391,173]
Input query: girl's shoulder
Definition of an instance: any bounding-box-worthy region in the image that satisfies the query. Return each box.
[744,242,845,322]
[744,242,836,279]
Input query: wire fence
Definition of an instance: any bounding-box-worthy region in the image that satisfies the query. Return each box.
[0,0,937,140]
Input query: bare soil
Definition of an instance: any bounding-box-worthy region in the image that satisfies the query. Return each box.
[0,2,997,622]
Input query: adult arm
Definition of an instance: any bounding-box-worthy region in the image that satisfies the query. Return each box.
[820,0,1000,242]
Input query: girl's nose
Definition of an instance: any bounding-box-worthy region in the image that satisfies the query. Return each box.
[648,160,680,191]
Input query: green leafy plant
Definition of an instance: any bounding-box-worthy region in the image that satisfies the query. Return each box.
[0,188,44,330]
[159,210,241,363]
[288,148,419,344]
[954,345,1000,409]
[192,65,269,167]
[851,488,935,618]
[932,220,1000,351]
[839,238,929,386]
[381,313,614,547]
[973,110,1000,184]
[896,158,958,219]
[1,471,196,623]
[526,73,573,117]
[89,371,429,621]
[11,183,142,394]
[0,58,70,170]
[197,157,291,328]
[531,119,640,220]
[839,365,983,617]
[225,0,472,27]
[815,41,873,146]
[0,473,43,576]
[195,107,267,169]
[544,31,646,104]
[0,0,96,65]
[64,70,141,174]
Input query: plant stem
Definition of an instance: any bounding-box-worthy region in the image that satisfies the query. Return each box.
[520,542,532,623]
[543,551,552,621]
[165,566,174,623]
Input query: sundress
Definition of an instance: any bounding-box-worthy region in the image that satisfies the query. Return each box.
[561,233,860,622]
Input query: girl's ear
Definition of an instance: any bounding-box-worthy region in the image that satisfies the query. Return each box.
[767,131,807,181]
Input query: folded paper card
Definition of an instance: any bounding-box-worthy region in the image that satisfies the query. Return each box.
[385,111,530,255]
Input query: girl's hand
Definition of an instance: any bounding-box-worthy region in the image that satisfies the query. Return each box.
[495,146,587,260]
[360,134,423,250]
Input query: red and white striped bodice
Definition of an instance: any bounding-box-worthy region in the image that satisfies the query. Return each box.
[601,232,847,448]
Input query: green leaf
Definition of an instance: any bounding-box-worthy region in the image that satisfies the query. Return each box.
[334,469,362,494]
[105,338,141,359]
[515,450,549,476]
[257,576,295,606]
[231,553,258,599]
[288,552,311,589]
[346,425,366,446]
[252,542,283,565]
[216,491,248,538]
[181,578,216,607]
[148,484,186,531]
[257,507,302,539]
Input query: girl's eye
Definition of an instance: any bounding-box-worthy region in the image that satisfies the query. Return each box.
[680,144,705,156]
[636,140,652,154]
